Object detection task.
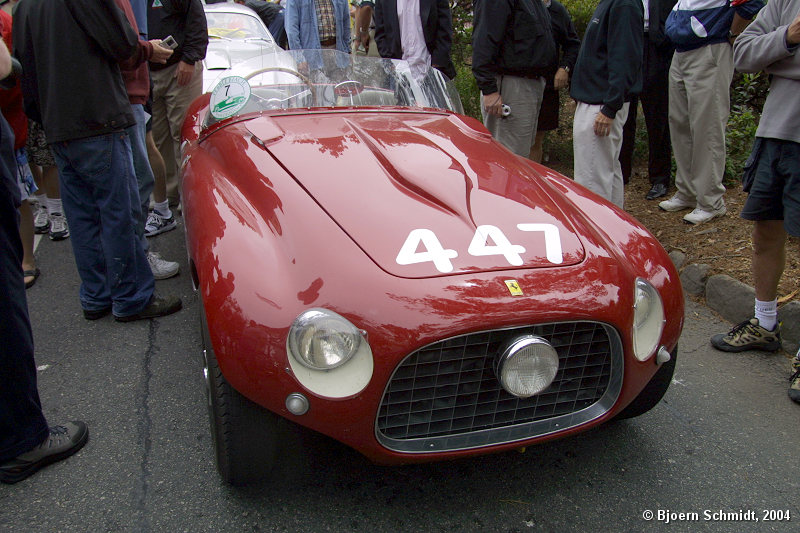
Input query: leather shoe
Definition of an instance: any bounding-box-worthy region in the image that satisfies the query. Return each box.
[83,306,112,320]
[115,294,182,322]
[0,421,89,484]
[646,183,668,200]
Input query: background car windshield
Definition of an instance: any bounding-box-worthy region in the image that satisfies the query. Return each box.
[203,49,464,129]
[207,11,272,41]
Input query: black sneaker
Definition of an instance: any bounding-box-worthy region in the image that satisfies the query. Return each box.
[710,318,782,352]
[789,357,800,404]
[114,294,182,322]
[83,306,112,320]
[0,421,89,484]
[646,183,668,200]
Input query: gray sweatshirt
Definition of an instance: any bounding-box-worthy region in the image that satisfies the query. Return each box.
[733,0,800,143]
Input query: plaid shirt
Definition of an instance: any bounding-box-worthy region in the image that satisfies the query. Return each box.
[314,0,337,43]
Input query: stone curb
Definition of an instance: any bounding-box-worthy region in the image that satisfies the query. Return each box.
[669,250,800,354]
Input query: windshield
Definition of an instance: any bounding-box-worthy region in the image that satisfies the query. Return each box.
[206,10,273,41]
[203,49,464,129]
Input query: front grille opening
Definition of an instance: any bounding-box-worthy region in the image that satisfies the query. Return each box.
[377,322,616,444]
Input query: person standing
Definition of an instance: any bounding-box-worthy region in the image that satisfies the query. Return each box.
[147,0,208,209]
[13,0,182,321]
[618,0,676,201]
[0,36,89,485]
[658,0,763,224]
[373,0,456,80]
[570,0,643,208]
[285,0,351,52]
[471,0,556,158]
[709,0,800,404]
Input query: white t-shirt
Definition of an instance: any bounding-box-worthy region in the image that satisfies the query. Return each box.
[397,0,430,80]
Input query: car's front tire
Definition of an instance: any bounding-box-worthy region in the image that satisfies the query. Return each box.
[615,346,677,420]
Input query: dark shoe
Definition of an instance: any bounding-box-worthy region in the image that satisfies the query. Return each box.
[0,421,89,484]
[24,268,40,289]
[83,306,112,320]
[789,357,800,404]
[114,294,182,322]
[710,318,782,352]
[646,183,668,200]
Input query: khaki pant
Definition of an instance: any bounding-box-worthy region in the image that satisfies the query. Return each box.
[573,101,629,209]
[150,62,204,206]
[668,42,732,211]
[481,75,545,157]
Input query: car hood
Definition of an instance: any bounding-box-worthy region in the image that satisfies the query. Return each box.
[247,111,586,279]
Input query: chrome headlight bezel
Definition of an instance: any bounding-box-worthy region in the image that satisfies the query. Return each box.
[632,278,665,361]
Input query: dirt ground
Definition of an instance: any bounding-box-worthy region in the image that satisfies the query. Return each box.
[547,157,799,304]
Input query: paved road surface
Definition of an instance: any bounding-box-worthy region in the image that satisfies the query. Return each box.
[1,220,798,532]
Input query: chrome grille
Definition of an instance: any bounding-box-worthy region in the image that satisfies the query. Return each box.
[376,322,623,453]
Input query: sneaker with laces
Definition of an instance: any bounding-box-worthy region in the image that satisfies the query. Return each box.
[0,421,89,484]
[33,204,50,234]
[789,357,800,404]
[145,211,177,237]
[683,205,726,225]
[48,212,70,240]
[658,194,694,212]
[710,318,782,352]
[115,293,183,322]
[147,251,180,280]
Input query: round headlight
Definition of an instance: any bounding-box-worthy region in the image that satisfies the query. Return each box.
[633,278,665,361]
[495,336,559,398]
[287,308,363,370]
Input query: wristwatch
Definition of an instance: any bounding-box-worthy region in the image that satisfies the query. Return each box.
[728,30,740,40]
[561,65,570,73]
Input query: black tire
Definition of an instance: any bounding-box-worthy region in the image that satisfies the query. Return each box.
[615,346,677,420]
[200,307,282,485]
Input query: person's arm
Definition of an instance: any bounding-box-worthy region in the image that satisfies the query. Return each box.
[734,2,800,79]
[600,1,643,120]
[68,0,138,63]
[284,0,301,50]
[430,0,453,71]
[471,0,513,96]
[354,3,373,48]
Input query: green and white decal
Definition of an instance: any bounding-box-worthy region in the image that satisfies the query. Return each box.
[210,76,251,119]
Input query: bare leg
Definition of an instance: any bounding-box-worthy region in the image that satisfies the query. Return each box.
[146,130,167,204]
[42,165,59,199]
[19,200,37,284]
[752,219,786,301]
[529,131,546,163]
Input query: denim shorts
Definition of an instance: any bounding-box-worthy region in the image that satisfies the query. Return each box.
[740,137,800,237]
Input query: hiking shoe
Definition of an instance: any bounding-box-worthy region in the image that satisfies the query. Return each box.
[144,211,177,237]
[646,183,668,200]
[147,251,179,280]
[789,358,800,404]
[710,318,782,352]
[0,421,89,484]
[33,204,50,234]
[658,194,694,212]
[48,212,70,240]
[683,205,726,225]
[114,294,182,322]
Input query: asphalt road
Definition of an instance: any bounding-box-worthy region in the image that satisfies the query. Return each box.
[1,218,798,533]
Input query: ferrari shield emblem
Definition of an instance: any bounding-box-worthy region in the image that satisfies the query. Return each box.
[504,280,523,296]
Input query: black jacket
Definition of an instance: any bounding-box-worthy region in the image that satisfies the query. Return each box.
[545,0,580,88]
[471,0,557,95]
[569,0,643,118]
[647,0,678,48]
[374,0,456,80]
[13,0,137,143]
[147,0,208,70]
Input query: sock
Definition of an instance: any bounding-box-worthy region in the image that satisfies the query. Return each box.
[47,197,63,216]
[154,200,171,219]
[33,193,46,207]
[754,299,778,331]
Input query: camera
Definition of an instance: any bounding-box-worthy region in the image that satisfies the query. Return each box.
[501,104,511,117]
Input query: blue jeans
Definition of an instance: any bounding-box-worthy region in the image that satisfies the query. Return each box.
[51,132,155,317]
[126,104,154,252]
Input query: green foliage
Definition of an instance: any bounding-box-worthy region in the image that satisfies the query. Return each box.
[454,63,482,120]
[725,72,766,184]
[559,0,597,38]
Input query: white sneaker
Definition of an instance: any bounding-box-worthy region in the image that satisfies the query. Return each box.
[33,204,50,234]
[658,194,694,212]
[147,251,179,280]
[683,206,726,225]
[48,213,70,241]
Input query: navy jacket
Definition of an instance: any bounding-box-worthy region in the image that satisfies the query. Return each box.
[374,0,456,80]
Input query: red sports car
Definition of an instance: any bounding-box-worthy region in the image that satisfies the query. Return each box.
[181,50,684,485]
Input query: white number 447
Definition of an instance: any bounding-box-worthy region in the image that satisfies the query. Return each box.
[396,224,563,273]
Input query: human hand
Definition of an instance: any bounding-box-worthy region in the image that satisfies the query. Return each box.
[483,92,504,117]
[553,68,569,89]
[149,40,174,64]
[175,60,194,86]
[593,111,613,137]
[787,11,800,45]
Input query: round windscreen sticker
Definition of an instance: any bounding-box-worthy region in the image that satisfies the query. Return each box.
[210,76,251,119]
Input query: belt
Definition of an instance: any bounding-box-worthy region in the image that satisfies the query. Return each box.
[320,38,336,46]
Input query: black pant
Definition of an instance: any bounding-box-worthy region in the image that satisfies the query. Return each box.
[0,114,48,462]
[620,35,673,187]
